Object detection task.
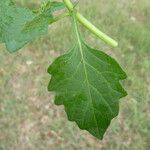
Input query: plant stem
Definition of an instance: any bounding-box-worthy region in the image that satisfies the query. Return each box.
[52,13,70,23]
[63,0,118,47]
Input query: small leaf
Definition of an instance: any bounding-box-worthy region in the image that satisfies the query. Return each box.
[0,0,64,52]
[44,1,65,12]
[48,21,127,139]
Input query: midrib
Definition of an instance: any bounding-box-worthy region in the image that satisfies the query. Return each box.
[73,16,100,137]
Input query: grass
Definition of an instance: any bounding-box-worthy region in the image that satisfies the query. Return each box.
[0,0,150,149]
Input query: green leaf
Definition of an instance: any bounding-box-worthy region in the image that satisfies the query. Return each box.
[0,0,64,52]
[43,1,65,12]
[48,17,127,139]
[0,30,3,43]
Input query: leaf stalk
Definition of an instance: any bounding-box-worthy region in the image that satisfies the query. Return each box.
[63,0,118,47]
[52,13,70,23]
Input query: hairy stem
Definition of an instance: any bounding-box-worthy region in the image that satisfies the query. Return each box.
[63,0,118,47]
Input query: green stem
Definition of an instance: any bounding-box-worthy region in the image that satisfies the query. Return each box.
[63,0,118,47]
[52,13,70,23]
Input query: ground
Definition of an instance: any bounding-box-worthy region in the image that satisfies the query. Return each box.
[0,0,150,150]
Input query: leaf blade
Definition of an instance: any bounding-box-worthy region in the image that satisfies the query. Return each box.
[48,33,127,139]
[0,0,64,52]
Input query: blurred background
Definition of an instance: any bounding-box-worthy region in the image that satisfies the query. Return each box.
[0,0,150,150]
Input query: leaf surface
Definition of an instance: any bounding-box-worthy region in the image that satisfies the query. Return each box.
[0,0,64,52]
[48,20,127,139]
